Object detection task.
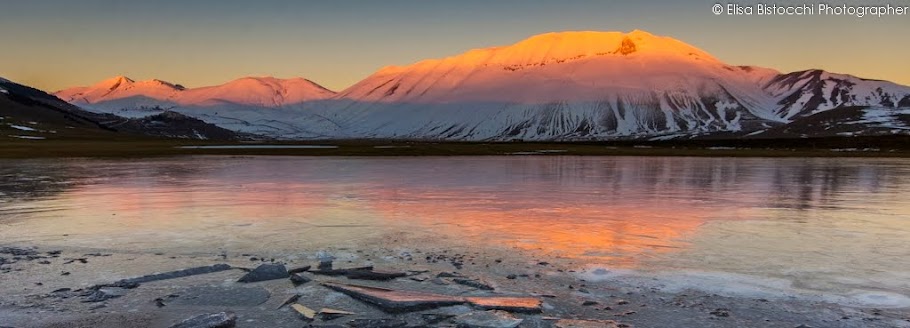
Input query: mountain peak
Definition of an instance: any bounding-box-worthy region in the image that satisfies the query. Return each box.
[223,76,335,93]
[505,30,715,62]
[107,75,133,82]
[88,76,187,92]
[148,79,185,90]
[94,75,135,91]
[234,76,279,82]
[222,76,307,85]
[378,30,717,75]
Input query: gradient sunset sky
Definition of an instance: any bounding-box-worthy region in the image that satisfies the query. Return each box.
[2,0,908,92]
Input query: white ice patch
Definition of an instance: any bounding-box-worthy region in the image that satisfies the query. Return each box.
[8,135,45,140]
[842,291,910,308]
[575,266,910,309]
[9,124,37,131]
[575,267,638,282]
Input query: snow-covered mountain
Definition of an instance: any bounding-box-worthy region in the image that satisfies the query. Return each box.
[764,70,910,120]
[55,76,338,138]
[320,30,783,140]
[319,30,910,140]
[56,76,335,108]
[1,77,245,141]
[54,30,910,140]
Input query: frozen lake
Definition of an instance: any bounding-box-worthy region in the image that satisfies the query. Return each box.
[1,156,908,307]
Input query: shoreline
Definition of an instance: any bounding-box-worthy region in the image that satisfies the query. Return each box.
[3,137,910,159]
[1,243,907,328]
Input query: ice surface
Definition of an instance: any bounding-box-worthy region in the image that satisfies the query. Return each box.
[2,156,910,309]
[577,267,910,308]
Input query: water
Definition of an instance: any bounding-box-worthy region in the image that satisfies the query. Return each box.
[1,156,909,306]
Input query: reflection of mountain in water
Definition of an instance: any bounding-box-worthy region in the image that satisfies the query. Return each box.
[1,156,904,210]
[1,156,908,265]
[333,157,906,264]
[0,161,81,206]
[0,159,211,209]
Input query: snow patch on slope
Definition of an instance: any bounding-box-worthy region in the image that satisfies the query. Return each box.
[850,107,910,130]
[9,124,37,131]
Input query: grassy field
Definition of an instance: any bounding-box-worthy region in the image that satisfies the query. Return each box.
[2,136,910,158]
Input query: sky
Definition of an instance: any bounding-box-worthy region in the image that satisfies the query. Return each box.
[1,0,908,92]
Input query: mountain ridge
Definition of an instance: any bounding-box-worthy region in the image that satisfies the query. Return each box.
[0,77,246,141]
[49,30,910,141]
[55,76,336,108]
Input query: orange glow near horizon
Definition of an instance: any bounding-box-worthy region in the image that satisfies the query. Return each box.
[1,2,908,92]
